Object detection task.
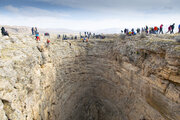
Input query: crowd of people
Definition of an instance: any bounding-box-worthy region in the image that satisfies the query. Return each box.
[62,34,78,40]
[1,23,180,41]
[0,23,179,51]
[31,27,41,41]
[80,32,105,40]
[123,23,180,36]
[59,32,105,41]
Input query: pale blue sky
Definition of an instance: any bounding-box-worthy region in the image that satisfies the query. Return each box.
[0,0,179,31]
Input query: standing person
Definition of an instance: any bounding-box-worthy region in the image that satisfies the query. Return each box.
[159,24,163,34]
[1,27,9,36]
[126,29,129,35]
[145,26,148,34]
[1,27,5,35]
[141,27,144,33]
[178,24,180,33]
[88,33,90,39]
[136,28,140,34]
[35,27,38,34]
[35,27,37,31]
[35,32,40,41]
[31,27,35,35]
[170,23,175,34]
[131,28,135,35]
[124,28,126,34]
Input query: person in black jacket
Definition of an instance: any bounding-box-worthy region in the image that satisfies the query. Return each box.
[170,23,175,34]
[1,27,5,35]
[1,27,9,36]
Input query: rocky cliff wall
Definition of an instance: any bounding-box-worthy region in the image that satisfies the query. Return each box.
[0,34,179,120]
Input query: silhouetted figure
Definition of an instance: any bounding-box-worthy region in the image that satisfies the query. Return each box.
[1,27,5,35]
[159,24,163,34]
[35,27,38,34]
[124,28,129,35]
[31,27,35,35]
[145,26,148,34]
[124,28,126,34]
[136,28,140,34]
[1,27,9,36]
[170,23,175,34]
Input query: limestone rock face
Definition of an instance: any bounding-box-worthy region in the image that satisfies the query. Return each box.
[0,34,179,120]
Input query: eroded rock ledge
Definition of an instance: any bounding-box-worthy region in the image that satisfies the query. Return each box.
[0,34,179,120]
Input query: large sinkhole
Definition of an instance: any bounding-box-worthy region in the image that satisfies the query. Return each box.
[48,40,167,120]
[52,41,124,120]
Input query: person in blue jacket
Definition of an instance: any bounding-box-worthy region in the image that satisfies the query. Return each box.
[178,24,180,33]
[35,32,40,41]
[31,27,34,35]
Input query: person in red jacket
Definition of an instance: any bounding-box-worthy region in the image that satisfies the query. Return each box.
[154,26,158,34]
[46,39,50,48]
[166,25,172,33]
[159,24,163,34]
[36,32,40,41]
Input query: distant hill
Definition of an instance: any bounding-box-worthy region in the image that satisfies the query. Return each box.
[0,25,31,34]
[0,25,122,34]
